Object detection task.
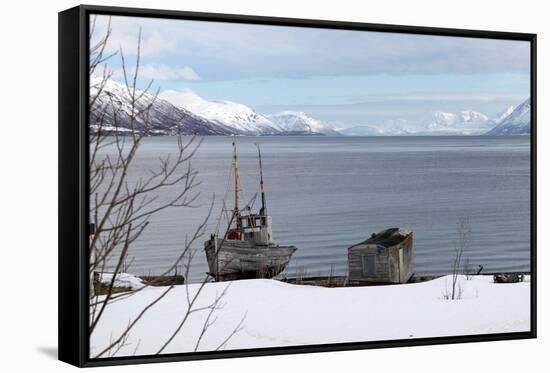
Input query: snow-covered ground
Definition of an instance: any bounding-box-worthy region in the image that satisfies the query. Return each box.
[98,272,145,290]
[90,275,530,357]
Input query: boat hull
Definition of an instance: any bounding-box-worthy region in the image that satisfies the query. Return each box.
[204,238,297,281]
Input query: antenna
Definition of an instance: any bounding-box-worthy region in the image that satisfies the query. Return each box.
[256,143,267,216]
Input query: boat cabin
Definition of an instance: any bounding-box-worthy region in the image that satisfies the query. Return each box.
[240,214,273,245]
[348,228,414,284]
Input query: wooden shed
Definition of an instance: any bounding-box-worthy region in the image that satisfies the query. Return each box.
[348,228,414,284]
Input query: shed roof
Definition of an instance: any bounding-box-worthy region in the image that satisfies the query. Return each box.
[349,228,412,250]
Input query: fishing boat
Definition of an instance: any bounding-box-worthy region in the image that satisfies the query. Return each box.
[204,141,297,281]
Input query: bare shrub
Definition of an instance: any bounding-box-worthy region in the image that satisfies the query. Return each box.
[88,16,244,357]
[463,257,474,280]
[443,217,472,300]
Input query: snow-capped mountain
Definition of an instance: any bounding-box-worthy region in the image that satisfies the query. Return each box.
[159,90,284,135]
[428,111,456,129]
[420,110,492,135]
[495,105,516,124]
[341,121,411,136]
[460,110,490,125]
[90,79,339,137]
[486,98,530,135]
[93,77,530,138]
[267,111,340,135]
[90,77,232,136]
[340,110,493,136]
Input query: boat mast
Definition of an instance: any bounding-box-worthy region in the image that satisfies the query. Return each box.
[257,144,267,216]
[232,139,242,230]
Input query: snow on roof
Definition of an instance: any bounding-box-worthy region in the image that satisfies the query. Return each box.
[350,227,412,250]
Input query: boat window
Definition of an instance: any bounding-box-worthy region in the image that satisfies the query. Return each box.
[362,255,376,277]
[241,217,251,228]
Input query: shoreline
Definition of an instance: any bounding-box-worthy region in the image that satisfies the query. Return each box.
[94,271,530,294]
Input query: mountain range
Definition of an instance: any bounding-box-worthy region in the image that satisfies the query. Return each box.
[341,102,530,136]
[158,89,339,136]
[89,77,233,136]
[485,98,531,135]
[90,77,530,136]
[158,89,283,135]
[91,78,336,136]
[267,111,340,136]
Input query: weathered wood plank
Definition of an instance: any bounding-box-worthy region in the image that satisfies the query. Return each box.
[204,238,297,281]
[348,229,414,284]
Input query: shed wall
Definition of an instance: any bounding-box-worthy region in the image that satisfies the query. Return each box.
[348,245,390,282]
[348,233,414,284]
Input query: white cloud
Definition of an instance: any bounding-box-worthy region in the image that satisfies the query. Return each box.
[342,93,528,104]
[179,66,201,81]
[91,16,177,57]
[112,64,201,81]
[138,64,201,81]
[138,31,178,57]
[91,15,530,81]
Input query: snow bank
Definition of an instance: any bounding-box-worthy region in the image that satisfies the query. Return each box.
[97,272,145,290]
[90,275,530,357]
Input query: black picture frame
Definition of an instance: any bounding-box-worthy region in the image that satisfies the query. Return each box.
[58,4,537,367]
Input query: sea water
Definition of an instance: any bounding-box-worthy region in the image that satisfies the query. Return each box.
[95,136,531,282]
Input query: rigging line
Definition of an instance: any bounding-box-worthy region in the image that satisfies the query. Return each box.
[242,193,258,213]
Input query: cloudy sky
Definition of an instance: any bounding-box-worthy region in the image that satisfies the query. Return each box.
[91,15,530,128]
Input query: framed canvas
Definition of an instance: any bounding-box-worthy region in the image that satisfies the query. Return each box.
[58,5,537,367]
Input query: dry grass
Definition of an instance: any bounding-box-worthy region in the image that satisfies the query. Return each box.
[93,281,132,296]
[139,275,185,286]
